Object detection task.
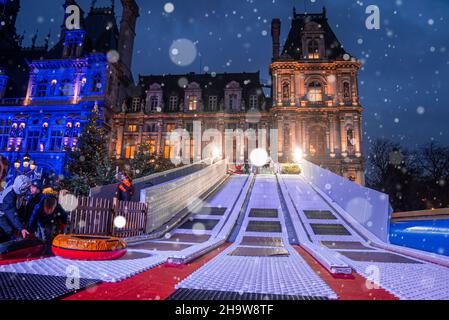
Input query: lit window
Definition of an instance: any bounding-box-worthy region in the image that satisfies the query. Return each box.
[166,124,176,133]
[188,96,198,111]
[169,96,178,111]
[308,39,320,59]
[146,140,157,155]
[208,96,218,111]
[307,82,323,103]
[127,125,138,132]
[125,146,136,159]
[164,139,175,159]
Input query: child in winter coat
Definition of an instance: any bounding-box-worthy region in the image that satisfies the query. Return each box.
[28,192,68,252]
[0,175,31,241]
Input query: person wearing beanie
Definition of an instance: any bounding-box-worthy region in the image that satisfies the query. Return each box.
[20,179,44,226]
[0,175,31,241]
[115,175,135,202]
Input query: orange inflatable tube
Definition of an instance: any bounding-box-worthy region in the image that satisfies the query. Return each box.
[52,235,127,261]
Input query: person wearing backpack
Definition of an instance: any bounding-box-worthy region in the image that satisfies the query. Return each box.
[0,175,31,241]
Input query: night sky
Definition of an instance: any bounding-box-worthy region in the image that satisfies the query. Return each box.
[15,0,449,151]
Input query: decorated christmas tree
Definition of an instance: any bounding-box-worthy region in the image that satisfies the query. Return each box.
[62,106,116,196]
[130,142,156,179]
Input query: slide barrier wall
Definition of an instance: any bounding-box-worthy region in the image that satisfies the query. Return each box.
[300,159,393,242]
[141,160,228,233]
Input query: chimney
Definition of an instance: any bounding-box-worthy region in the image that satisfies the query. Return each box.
[118,0,139,79]
[271,19,281,60]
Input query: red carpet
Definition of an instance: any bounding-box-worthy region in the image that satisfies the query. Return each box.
[64,244,231,300]
[293,245,399,300]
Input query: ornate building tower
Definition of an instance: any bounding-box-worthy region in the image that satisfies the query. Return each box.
[270,8,365,184]
[0,0,21,50]
[118,0,139,80]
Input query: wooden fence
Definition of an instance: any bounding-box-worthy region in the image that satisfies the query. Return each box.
[67,196,147,238]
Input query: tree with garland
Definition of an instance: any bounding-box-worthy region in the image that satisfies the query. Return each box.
[61,106,116,196]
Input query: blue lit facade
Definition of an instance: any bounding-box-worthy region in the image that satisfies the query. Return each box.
[0,0,139,176]
[0,55,108,175]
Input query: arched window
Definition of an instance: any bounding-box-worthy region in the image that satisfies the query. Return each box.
[37,80,48,97]
[282,82,290,100]
[308,82,323,102]
[59,79,72,96]
[308,39,320,59]
[343,82,351,99]
[91,74,102,92]
[347,128,355,147]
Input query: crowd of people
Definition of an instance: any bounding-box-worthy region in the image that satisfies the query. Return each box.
[0,175,68,253]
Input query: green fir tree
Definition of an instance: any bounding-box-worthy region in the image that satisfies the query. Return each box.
[62,107,116,196]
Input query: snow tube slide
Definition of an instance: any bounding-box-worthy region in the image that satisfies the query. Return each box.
[0,238,45,260]
[52,235,127,261]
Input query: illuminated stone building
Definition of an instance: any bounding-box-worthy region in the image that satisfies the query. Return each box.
[115,7,365,184]
[269,7,365,183]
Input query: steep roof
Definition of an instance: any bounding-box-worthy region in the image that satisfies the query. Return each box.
[133,72,267,113]
[138,72,263,98]
[281,9,349,61]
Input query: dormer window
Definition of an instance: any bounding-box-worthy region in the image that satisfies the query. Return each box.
[249,95,258,109]
[150,96,159,111]
[225,81,242,112]
[169,96,178,111]
[308,82,323,102]
[308,39,320,59]
[209,96,218,111]
[131,97,141,112]
[229,94,238,111]
[188,95,198,111]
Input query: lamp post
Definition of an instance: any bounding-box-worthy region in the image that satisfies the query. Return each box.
[10,153,38,180]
